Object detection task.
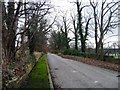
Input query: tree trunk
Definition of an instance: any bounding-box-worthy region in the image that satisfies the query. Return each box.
[6,2,16,61]
[63,17,69,49]
[73,19,78,50]
[94,9,98,55]
[0,1,2,67]
[76,1,85,52]
[81,40,86,52]
[75,33,78,50]
[100,42,104,60]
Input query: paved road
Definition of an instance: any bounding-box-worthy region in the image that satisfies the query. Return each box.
[47,53,119,88]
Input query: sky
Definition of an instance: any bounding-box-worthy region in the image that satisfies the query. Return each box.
[4,0,119,48]
[49,0,119,48]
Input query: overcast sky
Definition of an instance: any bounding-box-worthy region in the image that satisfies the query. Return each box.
[48,0,119,48]
[5,0,119,48]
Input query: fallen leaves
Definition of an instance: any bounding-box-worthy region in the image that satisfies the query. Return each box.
[59,55,120,72]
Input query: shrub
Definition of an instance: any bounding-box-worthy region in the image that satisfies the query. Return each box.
[63,49,86,57]
[86,53,97,59]
[104,55,120,64]
[104,56,114,60]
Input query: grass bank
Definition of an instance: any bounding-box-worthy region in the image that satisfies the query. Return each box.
[25,54,50,88]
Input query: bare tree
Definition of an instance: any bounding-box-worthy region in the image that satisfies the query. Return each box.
[0,1,2,77]
[2,0,53,61]
[76,0,91,52]
[90,0,119,60]
[2,0,53,88]
[71,14,79,50]
[2,1,22,61]
[90,0,98,55]
[62,16,71,49]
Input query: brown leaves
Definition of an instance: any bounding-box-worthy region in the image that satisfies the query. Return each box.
[60,55,119,72]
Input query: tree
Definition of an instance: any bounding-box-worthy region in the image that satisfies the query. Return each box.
[2,0,52,61]
[49,28,66,51]
[76,0,91,52]
[0,0,2,67]
[62,16,71,49]
[2,1,22,61]
[2,0,53,88]
[71,14,79,50]
[30,18,54,53]
[90,1,98,55]
[22,1,52,54]
[90,0,119,60]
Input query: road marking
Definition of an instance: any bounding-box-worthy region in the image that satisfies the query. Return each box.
[94,81,98,83]
[72,70,77,73]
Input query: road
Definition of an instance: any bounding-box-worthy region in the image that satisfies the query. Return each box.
[47,53,119,88]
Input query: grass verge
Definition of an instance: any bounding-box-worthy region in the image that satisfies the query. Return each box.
[25,54,50,88]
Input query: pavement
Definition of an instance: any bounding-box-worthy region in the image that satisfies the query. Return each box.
[47,53,119,89]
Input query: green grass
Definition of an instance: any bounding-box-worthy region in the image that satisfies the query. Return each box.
[114,56,120,59]
[25,54,50,88]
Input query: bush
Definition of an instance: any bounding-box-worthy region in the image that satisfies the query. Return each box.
[51,50,60,54]
[63,49,86,57]
[86,53,97,59]
[104,56,114,60]
[104,55,120,64]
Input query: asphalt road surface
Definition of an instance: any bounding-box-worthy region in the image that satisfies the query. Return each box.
[47,53,119,89]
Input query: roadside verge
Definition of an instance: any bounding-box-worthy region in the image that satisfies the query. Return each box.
[24,54,54,89]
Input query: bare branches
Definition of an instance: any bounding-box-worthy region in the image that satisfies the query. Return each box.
[90,0,98,8]
[103,1,119,16]
[85,17,92,40]
[2,0,53,61]
[43,16,57,34]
